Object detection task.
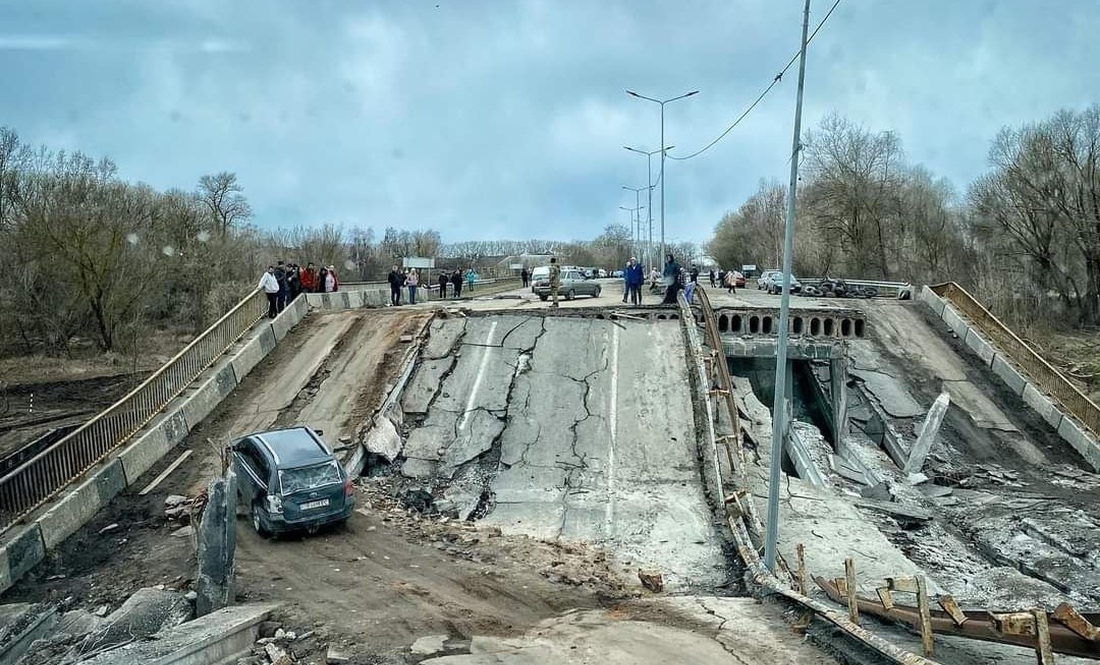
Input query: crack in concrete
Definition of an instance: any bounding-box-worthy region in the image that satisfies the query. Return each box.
[417,319,469,422]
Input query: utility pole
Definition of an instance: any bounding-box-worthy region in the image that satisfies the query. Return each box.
[764,0,812,574]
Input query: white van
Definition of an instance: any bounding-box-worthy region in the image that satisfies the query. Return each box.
[530,266,550,292]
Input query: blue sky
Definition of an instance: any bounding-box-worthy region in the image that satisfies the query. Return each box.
[2,0,1098,244]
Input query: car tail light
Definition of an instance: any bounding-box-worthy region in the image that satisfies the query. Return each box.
[344,479,354,497]
[266,494,283,514]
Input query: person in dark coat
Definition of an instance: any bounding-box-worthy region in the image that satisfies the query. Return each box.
[624,257,644,305]
[451,269,463,298]
[387,265,404,306]
[520,268,529,288]
[273,261,289,312]
[438,270,448,298]
[661,253,682,304]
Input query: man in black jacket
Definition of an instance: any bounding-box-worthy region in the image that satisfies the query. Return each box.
[661,253,682,304]
[274,261,289,312]
[387,266,404,306]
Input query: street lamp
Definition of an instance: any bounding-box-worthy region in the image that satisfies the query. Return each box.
[624,145,672,270]
[625,89,699,260]
[622,185,647,259]
[618,204,645,262]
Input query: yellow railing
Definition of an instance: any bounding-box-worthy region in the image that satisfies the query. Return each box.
[0,288,269,533]
[931,282,1100,438]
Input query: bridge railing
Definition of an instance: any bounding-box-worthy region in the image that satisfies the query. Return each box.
[695,288,743,451]
[0,288,269,534]
[931,281,1100,438]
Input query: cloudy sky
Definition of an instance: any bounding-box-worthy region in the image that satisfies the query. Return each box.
[2,0,1098,245]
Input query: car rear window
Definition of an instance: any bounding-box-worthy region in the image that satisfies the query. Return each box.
[279,460,342,495]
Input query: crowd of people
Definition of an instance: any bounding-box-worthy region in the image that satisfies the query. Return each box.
[258,261,340,318]
[387,266,480,306]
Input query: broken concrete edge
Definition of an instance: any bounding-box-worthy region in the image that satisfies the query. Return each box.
[919,290,1100,472]
[0,307,307,596]
[687,298,939,665]
[80,602,280,665]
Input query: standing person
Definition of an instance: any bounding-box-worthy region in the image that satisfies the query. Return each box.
[725,268,738,294]
[273,261,289,312]
[466,268,476,292]
[709,269,717,288]
[649,266,661,293]
[520,267,529,288]
[621,261,630,303]
[326,265,340,291]
[624,257,643,306]
[661,253,682,304]
[322,267,337,293]
[301,262,318,293]
[407,268,420,305]
[287,264,301,300]
[258,266,280,319]
[438,270,449,299]
[717,268,726,290]
[451,269,463,298]
[690,264,700,285]
[387,265,403,306]
[548,257,561,308]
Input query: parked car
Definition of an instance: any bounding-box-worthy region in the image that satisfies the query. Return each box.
[611,270,625,278]
[759,270,802,294]
[597,268,608,278]
[534,268,602,301]
[233,426,355,537]
[756,270,781,290]
[731,270,746,287]
[530,266,550,292]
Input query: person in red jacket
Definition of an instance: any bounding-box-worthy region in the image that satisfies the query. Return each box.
[300,262,318,293]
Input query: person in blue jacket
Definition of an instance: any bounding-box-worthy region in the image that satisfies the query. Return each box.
[624,257,644,305]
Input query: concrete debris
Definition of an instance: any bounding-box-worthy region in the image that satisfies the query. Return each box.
[172,525,195,538]
[919,484,953,498]
[195,469,238,617]
[638,571,664,593]
[363,415,403,463]
[856,499,933,524]
[411,634,449,655]
[903,392,950,475]
[274,627,286,640]
[97,523,119,535]
[859,482,893,502]
[326,645,351,663]
[93,604,109,617]
[165,494,190,507]
[402,488,434,512]
[258,620,281,638]
[264,642,292,665]
[906,472,929,485]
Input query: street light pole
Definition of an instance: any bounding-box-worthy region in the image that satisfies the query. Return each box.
[622,185,646,258]
[626,89,698,259]
[624,145,672,271]
[764,0,812,574]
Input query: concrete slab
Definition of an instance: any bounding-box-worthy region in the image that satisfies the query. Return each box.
[180,363,238,431]
[229,323,277,383]
[990,354,1027,396]
[941,304,970,340]
[270,299,303,340]
[35,458,127,548]
[0,525,45,594]
[119,406,189,485]
[1057,417,1100,471]
[401,358,455,414]
[964,328,996,367]
[363,415,402,463]
[850,368,924,418]
[1022,383,1063,430]
[919,285,946,317]
[423,319,467,359]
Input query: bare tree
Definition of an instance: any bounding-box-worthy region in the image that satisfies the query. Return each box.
[198,172,252,237]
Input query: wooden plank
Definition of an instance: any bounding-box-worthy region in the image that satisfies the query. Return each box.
[938,595,968,627]
[1052,603,1099,641]
[886,576,920,594]
[845,558,859,625]
[796,543,807,595]
[877,587,894,611]
[1035,608,1056,664]
[138,449,194,496]
[917,576,935,656]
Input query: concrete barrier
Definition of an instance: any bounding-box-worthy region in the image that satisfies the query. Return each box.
[35,458,127,549]
[941,305,970,339]
[119,407,190,486]
[1057,417,1100,471]
[964,328,996,367]
[991,355,1027,396]
[180,364,239,430]
[270,298,304,341]
[919,285,946,317]
[1022,383,1064,430]
[0,524,45,592]
[229,323,276,384]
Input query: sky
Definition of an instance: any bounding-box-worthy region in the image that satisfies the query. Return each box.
[1,0,1098,246]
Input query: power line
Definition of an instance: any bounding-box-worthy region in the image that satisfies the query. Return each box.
[667,0,842,162]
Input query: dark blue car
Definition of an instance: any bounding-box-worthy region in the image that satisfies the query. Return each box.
[232,427,355,537]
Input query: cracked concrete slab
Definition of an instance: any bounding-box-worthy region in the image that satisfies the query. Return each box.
[850,367,925,418]
[423,318,467,359]
[402,357,456,414]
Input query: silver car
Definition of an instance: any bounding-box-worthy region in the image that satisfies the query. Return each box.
[534,268,602,301]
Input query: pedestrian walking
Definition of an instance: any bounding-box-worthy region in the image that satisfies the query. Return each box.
[709,270,717,288]
[548,257,561,307]
[407,268,420,305]
[624,257,643,305]
[661,253,682,304]
[520,268,529,288]
[258,266,280,319]
[451,269,463,298]
[438,270,448,299]
[388,265,403,306]
[725,269,738,294]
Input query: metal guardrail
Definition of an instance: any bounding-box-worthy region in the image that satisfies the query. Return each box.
[931,282,1100,438]
[0,288,269,534]
[801,277,910,297]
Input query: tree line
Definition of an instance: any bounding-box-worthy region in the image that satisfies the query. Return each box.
[708,106,1100,329]
[0,126,697,358]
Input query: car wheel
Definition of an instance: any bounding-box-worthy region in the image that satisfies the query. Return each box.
[567,289,575,301]
[251,504,270,538]
[594,287,601,297]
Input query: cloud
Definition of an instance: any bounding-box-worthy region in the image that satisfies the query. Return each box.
[0,0,1097,246]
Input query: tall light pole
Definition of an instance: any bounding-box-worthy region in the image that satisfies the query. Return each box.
[626,89,698,260]
[618,204,644,260]
[622,185,646,258]
[764,0,812,574]
[624,145,671,270]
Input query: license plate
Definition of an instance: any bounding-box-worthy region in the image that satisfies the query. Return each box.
[300,499,330,510]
